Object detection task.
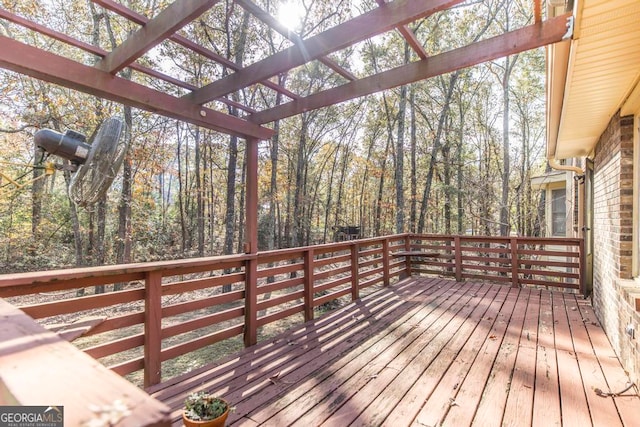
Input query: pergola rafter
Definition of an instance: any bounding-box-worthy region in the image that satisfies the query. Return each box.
[96,0,220,74]
[187,0,465,104]
[375,0,429,60]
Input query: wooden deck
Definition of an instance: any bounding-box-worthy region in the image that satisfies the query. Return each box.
[148,278,640,426]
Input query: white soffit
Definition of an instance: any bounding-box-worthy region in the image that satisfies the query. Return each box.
[553,0,640,159]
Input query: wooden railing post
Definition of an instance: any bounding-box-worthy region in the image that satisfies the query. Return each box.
[454,236,462,282]
[383,238,390,286]
[244,137,259,347]
[403,235,412,278]
[510,237,519,288]
[144,270,162,388]
[244,257,258,347]
[350,243,360,301]
[579,238,586,296]
[304,248,315,321]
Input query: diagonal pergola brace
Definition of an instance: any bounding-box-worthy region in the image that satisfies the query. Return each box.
[0,36,273,140]
[187,0,465,105]
[248,14,573,124]
[375,0,428,60]
[96,0,220,74]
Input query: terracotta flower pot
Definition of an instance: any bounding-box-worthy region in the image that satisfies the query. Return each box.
[182,404,230,427]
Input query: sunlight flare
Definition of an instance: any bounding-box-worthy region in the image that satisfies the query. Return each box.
[276,0,305,31]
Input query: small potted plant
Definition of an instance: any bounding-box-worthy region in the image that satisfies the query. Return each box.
[183,391,231,427]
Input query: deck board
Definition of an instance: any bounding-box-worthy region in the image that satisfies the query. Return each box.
[576,296,640,426]
[553,291,592,427]
[412,285,510,427]
[500,287,539,427]
[443,286,521,427]
[532,291,562,427]
[149,278,640,427]
[471,288,529,426]
[564,293,621,427]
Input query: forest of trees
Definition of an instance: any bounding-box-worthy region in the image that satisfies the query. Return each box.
[0,0,548,274]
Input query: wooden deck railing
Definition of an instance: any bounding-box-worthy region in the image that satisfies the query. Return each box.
[400,234,583,292]
[0,233,582,389]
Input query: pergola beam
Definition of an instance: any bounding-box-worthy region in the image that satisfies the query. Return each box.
[93,0,299,101]
[97,0,219,74]
[188,0,464,104]
[0,36,273,140]
[249,13,572,124]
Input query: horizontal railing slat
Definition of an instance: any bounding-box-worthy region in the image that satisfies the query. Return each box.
[314,253,351,267]
[162,273,245,296]
[256,290,304,311]
[21,289,145,319]
[84,333,144,359]
[314,276,352,294]
[162,290,244,318]
[257,262,303,278]
[313,288,351,307]
[256,304,304,327]
[314,265,351,281]
[88,311,145,337]
[257,277,304,295]
[161,307,244,340]
[160,324,244,362]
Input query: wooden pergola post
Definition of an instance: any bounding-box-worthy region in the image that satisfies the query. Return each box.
[244,137,259,347]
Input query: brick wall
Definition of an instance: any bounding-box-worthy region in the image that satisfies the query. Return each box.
[592,112,639,382]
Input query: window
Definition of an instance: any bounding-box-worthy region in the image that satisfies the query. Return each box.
[551,188,567,236]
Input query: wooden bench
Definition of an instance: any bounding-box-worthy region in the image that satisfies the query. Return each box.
[0,299,171,426]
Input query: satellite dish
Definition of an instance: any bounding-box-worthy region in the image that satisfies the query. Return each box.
[33,117,127,207]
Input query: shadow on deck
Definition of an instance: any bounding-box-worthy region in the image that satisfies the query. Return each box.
[148,277,640,426]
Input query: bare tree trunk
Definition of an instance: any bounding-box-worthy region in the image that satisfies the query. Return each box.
[94,198,107,293]
[443,121,452,235]
[395,85,406,234]
[324,146,339,242]
[292,118,306,248]
[63,167,83,266]
[410,87,417,233]
[220,6,251,290]
[236,147,246,253]
[194,127,204,256]
[176,124,188,252]
[334,145,349,235]
[417,72,459,233]
[374,135,391,236]
[31,147,46,239]
[500,62,511,236]
[115,105,132,291]
[266,74,287,251]
[223,135,238,247]
[456,106,464,234]
[62,165,84,295]
[394,41,411,234]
